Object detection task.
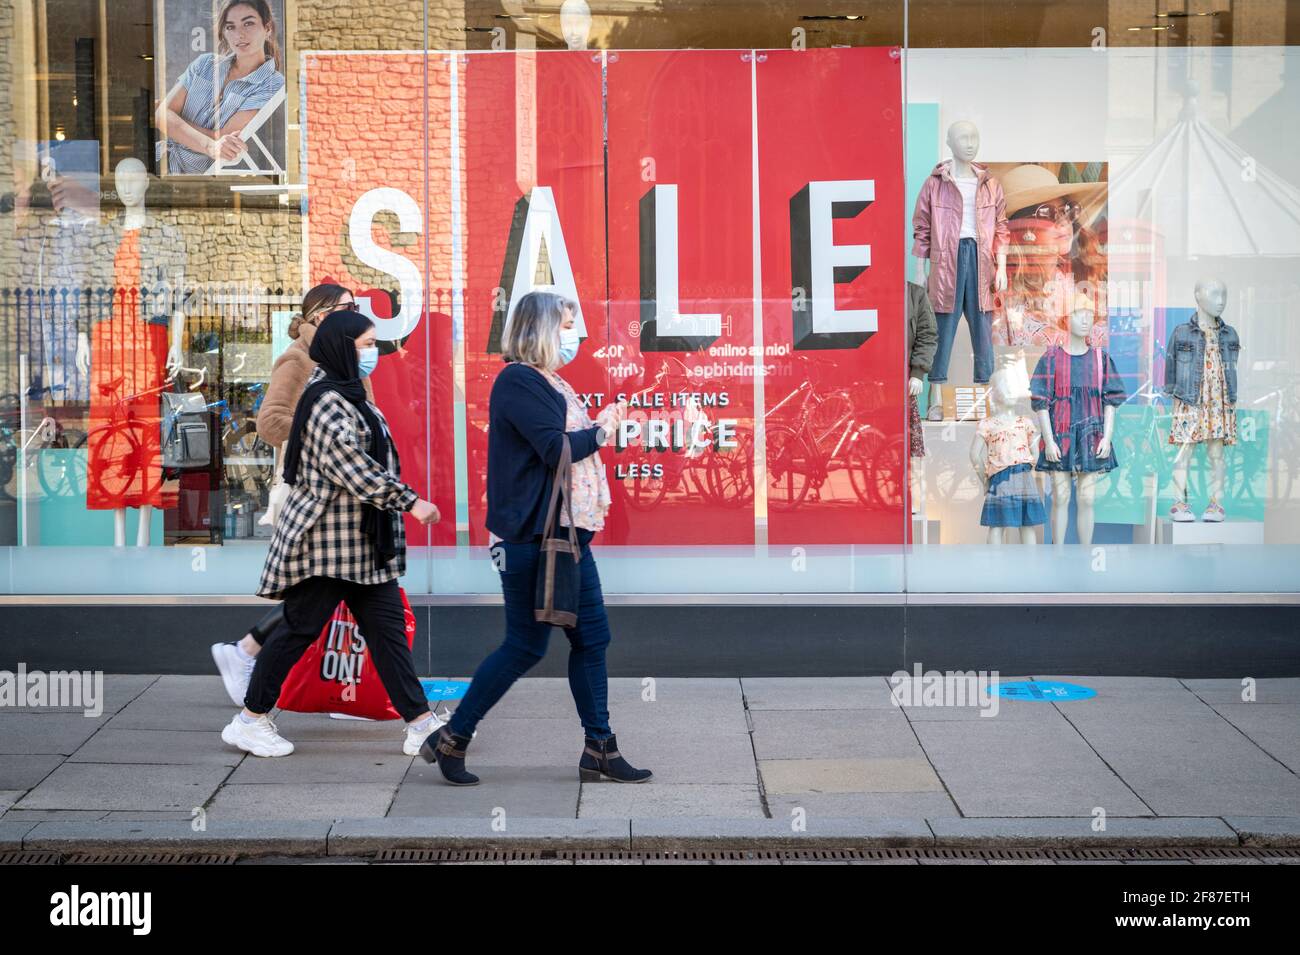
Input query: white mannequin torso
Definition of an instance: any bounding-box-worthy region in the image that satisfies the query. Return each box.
[955,173,977,239]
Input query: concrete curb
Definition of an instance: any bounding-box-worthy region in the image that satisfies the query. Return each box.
[22,820,332,858]
[7,816,1298,856]
[629,817,933,851]
[1222,816,1300,848]
[0,819,40,851]
[328,818,631,854]
[927,817,1240,848]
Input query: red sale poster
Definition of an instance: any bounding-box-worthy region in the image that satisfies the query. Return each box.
[756,47,907,545]
[306,47,907,554]
[461,51,606,547]
[304,52,457,546]
[605,50,757,546]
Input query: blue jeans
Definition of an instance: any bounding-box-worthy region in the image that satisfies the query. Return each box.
[449,528,613,740]
[929,237,992,384]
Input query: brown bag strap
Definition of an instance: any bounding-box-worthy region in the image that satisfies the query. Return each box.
[561,443,578,552]
[540,434,579,555]
[540,436,565,540]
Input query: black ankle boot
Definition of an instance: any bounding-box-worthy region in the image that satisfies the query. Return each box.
[420,725,480,786]
[578,734,652,783]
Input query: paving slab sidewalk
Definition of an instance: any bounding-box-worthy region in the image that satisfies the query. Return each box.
[2,674,1298,852]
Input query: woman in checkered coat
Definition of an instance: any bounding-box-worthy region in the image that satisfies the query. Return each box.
[220,310,444,759]
[210,283,360,707]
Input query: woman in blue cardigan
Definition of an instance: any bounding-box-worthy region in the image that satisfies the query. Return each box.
[422,291,652,786]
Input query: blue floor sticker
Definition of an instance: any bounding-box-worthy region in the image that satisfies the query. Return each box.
[996,681,1096,701]
[421,679,469,701]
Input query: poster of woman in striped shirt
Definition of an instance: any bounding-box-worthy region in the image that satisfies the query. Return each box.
[154,1,287,176]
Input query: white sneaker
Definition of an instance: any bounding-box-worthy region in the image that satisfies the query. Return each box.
[222,713,294,757]
[402,710,450,756]
[212,642,256,707]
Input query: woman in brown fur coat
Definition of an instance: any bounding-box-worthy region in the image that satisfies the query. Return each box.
[255,286,374,446]
[210,283,372,706]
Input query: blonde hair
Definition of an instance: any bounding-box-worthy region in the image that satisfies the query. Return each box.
[501,291,575,370]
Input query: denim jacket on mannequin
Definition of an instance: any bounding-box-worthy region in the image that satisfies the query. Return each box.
[1164,317,1240,405]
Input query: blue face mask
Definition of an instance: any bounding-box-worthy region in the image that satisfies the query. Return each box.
[357,345,379,378]
[558,327,581,367]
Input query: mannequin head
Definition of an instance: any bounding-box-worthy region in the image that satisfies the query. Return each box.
[988,368,1020,413]
[946,121,980,164]
[1194,278,1227,320]
[114,158,149,210]
[1068,303,1095,343]
[560,0,593,50]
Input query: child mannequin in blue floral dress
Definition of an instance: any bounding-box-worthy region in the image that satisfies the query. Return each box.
[1030,301,1127,547]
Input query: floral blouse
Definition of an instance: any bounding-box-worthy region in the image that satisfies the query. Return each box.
[542,368,612,533]
[976,414,1039,477]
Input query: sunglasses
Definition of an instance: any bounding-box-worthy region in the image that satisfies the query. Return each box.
[1029,200,1081,221]
[311,300,356,322]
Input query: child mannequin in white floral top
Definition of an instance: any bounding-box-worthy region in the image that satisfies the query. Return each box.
[971,369,1045,545]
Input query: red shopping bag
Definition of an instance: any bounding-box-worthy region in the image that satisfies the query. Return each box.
[276,588,417,720]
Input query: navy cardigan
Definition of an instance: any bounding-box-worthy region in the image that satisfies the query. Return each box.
[485,362,602,543]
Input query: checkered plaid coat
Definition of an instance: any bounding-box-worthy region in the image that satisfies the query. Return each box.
[257,369,418,599]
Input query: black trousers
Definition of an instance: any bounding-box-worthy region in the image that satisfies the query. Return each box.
[243,576,428,722]
[247,604,284,645]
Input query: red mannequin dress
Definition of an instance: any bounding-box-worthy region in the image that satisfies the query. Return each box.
[86,227,173,510]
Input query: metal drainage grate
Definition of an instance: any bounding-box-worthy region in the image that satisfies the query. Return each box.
[638,850,788,863]
[561,849,1039,863]
[65,852,238,865]
[0,851,63,865]
[1066,847,1296,861]
[375,846,1296,864]
[375,848,547,864]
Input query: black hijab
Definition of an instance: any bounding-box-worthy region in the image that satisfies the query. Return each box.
[282,309,398,569]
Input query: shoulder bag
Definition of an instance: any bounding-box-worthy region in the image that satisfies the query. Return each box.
[534,434,581,628]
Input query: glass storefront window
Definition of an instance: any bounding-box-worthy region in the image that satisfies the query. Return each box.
[905,3,1300,594]
[1,0,432,593]
[1,2,1296,597]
